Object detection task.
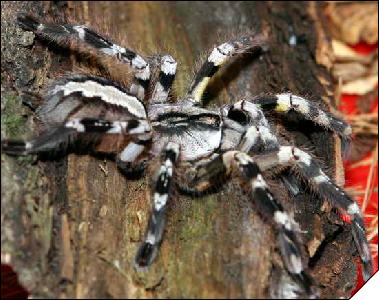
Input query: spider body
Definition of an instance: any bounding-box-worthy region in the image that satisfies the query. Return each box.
[1,14,373,298]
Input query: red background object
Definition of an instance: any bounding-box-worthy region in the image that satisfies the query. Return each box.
[340,41,378,296]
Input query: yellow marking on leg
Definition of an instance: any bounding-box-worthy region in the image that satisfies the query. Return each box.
[275,103,290,112]
[192,77,211,102]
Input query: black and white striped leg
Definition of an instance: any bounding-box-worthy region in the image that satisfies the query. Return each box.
[134,142,180,269]
[17,13,151,100]
[255,146,373,280]
[253,93,352,139]
[184,35,265,106]
[185,151,317,297]
[221,100,279,153]
[115,132,152,176]
[1,118,151,156]
[150,55,177,104]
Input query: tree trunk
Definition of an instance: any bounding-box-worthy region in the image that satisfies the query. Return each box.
[1,1,358,298]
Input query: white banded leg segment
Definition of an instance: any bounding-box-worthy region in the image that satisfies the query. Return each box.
[225,152,316,296]
[17,14,151,101]
[134,142,180,269]
[256,145,373,280]
[254,93,352,138]
[2,118,152,156]
[186,35,266,105]
[151,55,177,104]
[64,118,151,135]
[239,125,279,153]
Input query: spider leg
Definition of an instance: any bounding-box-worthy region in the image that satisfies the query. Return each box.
[150,55,177,105]
[17,13,150,100]
[183,34,266,106]
[115,132,151,176]
[1,118,151,156]
[255,145,373,281]
[134,142,180,269]
[221,100,280,153]
[185,151,318,297]
[253,93,352,139]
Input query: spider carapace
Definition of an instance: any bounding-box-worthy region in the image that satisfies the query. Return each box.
[1,13,373,298]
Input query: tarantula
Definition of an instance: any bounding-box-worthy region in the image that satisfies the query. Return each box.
[1,14,373,298]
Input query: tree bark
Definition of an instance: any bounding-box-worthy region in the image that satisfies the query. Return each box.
[1,1,358,298]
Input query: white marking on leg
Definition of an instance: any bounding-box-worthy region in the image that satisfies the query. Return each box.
[208,43,235,66]
[277,146,293,164]
[259,126,278,145]
[290,254,303,274]
[314,110,330,126]
[152,83,168,103]
[292,95,310,114]
[276,94,291,112]
[347,203,361,216]
[312,173,328,184]
[54,80,146,118]
[119,143,145,162]
[252,174,267,189]
[25,142,33,150]
[161,55,177,75]
[274,211,293,231]
[73,25,86,39]
[145,232,156,245]
[106,121,128,134]
[240,126,259,152]
[154,193,168,211]
[235,152,252,166]
[293,148,312,166]
[65,119,85,132]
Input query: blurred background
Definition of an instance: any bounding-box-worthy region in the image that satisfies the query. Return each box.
[325,1,378,294]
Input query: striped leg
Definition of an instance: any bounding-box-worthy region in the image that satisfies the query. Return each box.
[185,151,317,297]
[253,93,352,139]
[116,132,151,176]
[17,14,150,100]
[222,100,280,153]
[184,34,266,106]
[150,55,177,104]
[1,118,151,156]
[134,142,180,269]
[255,146,373,280]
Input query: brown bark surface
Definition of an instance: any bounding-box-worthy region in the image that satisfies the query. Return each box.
[1,1,358,298]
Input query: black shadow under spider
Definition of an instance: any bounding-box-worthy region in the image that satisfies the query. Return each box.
[1,14,373,298]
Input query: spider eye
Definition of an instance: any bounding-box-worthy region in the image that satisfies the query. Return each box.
[227,109,249,126]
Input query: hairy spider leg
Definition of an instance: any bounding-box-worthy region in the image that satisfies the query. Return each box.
[254,94,352,139]
[224,99,304,198]
[184,34,266,106]
[134,142,180,269]
[17,13,151,101]
[222,100,280,153]
[150,55,177,104]
[255,146,373,281]
[1,118,151,156]
[186,151,318,297]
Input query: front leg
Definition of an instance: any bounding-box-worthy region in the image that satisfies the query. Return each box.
[134,142,180,269]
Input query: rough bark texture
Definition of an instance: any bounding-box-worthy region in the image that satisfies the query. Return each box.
[1,1,358,298]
